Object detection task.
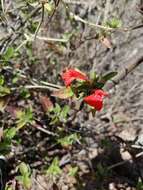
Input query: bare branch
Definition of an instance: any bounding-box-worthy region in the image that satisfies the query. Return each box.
[105,55,143,90]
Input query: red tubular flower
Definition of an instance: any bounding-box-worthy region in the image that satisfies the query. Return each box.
[62,69,88,87]
[83,89,108,111]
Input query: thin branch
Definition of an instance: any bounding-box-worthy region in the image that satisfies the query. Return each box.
[108,150,143,170]
[23,84,60,91]
[2,66,62,90]
[1,0,5,13]
[48,0,60,23]
[0,5,41,53]
[34,124,59,137]
[62,0,143,33]
[105,55,143,90]
[25,34,68,43]
[70,12,114,31]
[34,2,45,39]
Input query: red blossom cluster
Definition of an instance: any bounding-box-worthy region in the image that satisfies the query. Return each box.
[62,69,108,111]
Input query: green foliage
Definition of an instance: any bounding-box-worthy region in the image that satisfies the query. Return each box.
[106,18,122,28]
[44,2,54,14]
[68,166,78,177]
[0,86,10,97]
[16,107,34,129]
[4,127,17,140]
[49,104,70,124]
[46,157,62,177]
[0,75,10,97]
[92,71,117,89]
[0,127,17,154]
[101,72,117,82]
[25,43,37,63]
[58,133,79,147]
[16,162,31,190]
[95,163,110,181]
[0,75,4,85]
[137,181,143,190]
[2,47,14,62]
[19,88,31,99]
[89,71,97,81]
[5,185,13,190]
[60,105,70,121]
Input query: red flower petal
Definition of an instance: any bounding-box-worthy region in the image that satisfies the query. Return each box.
[83,89,108,111]
[92,89,108,97]
[62,69,88,86]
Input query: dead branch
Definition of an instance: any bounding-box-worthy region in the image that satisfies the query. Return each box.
[105,55,143,90]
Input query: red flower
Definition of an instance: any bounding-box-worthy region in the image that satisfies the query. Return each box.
[83,89,108,111]
[62,69,88,87]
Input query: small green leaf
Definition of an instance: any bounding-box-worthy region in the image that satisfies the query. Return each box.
[4,127,17,140]
[46,157,62,177]
[19,162,30,176]
[60,105,70,121]
[137,181,143,190]
[53,103,61,114]
[101,72,117,82]
[58,133,79,147]
[68,166,78,177]
[3,47,14,61]
[23,175,31,189]
[97,163,105,176]
[44,2,54,14]
[5,184,13,190]
[16,176,23,182]
[17,162,31,190]
[106,18,122,28]
[20,88,31,98]
[0,86,10,97]
[90,71,97,81]
[16,107,34,129]
[0,75,4,86]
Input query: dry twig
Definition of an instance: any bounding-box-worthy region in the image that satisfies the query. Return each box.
[105,55,143,90]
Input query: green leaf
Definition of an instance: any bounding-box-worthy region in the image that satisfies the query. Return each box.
[46,157,62,177]
[89,71,97,81]
[68,166,78,177]
[60,105,70,121]
[137,181,143,190]
[97,163,105,176]
[23,175,31,189]
[0,75,4,86]
[101,72,117,82]
[16,176,23,182]
[19,162,30,176]
[17,162,31,190]
[53,103,61,114]
[93,72,117,88]
[20,88,31,99]
[4,127,17,140]
[44,2,54,14]
[58,133,79,147]
[5,184,13,190]
[16,107,34,129]
[0,86,10,97]
[106,18,122,28]
[3,47,14,61]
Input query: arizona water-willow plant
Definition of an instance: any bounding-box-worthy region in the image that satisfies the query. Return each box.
[0,0,143,190]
